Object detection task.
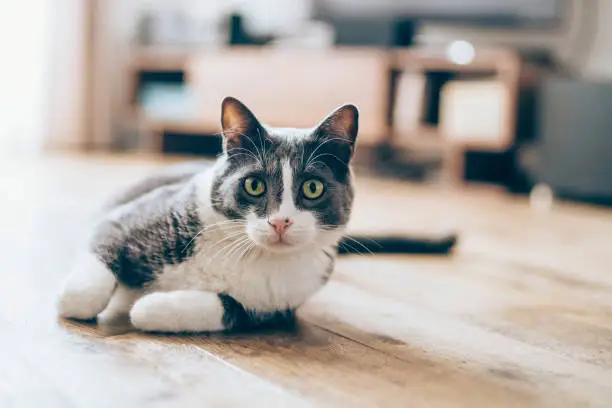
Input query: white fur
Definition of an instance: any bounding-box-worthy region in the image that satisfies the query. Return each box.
[57,252,116,319]
[278,160,296,216]
[130,291,225,333]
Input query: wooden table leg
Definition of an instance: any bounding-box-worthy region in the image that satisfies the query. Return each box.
[441,144,465,186]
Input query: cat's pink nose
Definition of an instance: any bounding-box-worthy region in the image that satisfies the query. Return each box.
[268,218,293,235]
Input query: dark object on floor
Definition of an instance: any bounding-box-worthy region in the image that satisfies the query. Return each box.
[338,233,458,255]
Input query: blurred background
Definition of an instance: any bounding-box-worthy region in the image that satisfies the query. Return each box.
[2,0,611,204]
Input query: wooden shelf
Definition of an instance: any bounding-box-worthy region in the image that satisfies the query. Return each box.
[392,47,520,73]
[127,46,198,71]
[390,46,521,183]
[393,125,443,151]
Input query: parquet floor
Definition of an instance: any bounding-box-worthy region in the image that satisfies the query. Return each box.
[1,154,610,407]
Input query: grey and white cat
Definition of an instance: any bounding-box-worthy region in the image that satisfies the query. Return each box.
[57,97,456,333]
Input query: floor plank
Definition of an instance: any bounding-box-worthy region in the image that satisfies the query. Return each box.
[301,280,611,408]
[2,318,311,408]
[187,324,536,408]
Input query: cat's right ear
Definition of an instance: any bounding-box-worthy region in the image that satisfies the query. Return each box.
[221,97,264,152]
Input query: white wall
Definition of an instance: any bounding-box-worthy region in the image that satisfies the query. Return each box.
[583,0,612,79]
[0,0,51,154]
[45,0,89,150]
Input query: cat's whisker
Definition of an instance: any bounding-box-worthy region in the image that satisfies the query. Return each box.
[181,219,243,253]
[226,237,255,268]
[210,230,248,249]
[181,222,244,252]
[305,137,351,169]
[221,239,246,265]
[304,160,331,172]
[206,236,248,268]
[306,153,349,172]
[229,238,255,269]
[338,241,366,256]
[228,147,264,167]
[256,127,268,165]
[238,243,257,266]
[340,236,375,255]
[235,130,265,167]
[229,152,263,166]
[346,235,382,248]
[201,232,249,265]
[181,230,205,253]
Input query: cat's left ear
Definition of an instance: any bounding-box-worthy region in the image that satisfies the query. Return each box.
[313,104,359,159]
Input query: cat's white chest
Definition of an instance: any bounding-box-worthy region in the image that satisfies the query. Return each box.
[154,235,331,312]
[226,249,330,311]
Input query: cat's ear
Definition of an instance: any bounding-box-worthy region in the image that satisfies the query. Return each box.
[313,104,359,159]
[221,97,264,151]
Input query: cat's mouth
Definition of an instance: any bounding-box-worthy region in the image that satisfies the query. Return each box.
[268,238,295,248]
[260,236,305,253]
[271,239,292,247]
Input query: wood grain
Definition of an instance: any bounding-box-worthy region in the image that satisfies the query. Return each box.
[1,153,611,407]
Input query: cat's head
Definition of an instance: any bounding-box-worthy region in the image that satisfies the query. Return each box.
[210,97,358,253]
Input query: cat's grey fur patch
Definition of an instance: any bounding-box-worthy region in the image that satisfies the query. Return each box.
[91,175,203,288]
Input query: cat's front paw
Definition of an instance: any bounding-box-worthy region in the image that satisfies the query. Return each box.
[129,293,173,332]
[130,291,226,333]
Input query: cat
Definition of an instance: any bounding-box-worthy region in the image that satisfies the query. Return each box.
[57,97,456,333]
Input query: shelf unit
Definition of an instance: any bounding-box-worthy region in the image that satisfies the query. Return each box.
[390,47,521,183]
[123,45,522,184]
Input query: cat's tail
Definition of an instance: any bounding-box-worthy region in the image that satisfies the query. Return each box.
[337,233,458,256]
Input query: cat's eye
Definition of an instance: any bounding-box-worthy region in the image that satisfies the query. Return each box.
[302,179,325,200]
[243,176,266,197]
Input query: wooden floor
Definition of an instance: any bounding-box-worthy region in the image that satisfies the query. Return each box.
[1,154,611,408]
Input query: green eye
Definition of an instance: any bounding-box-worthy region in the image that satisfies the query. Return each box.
[243,177,266,197]
[302,179,325,200]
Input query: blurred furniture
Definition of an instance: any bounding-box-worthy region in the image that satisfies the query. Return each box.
[534,77,612,203]
[127,47,390,152]
[391,47,521,183]
[440,81,510,148]
[124,44,523,187]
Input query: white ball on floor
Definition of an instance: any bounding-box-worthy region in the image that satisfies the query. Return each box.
[530,183,554,213]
